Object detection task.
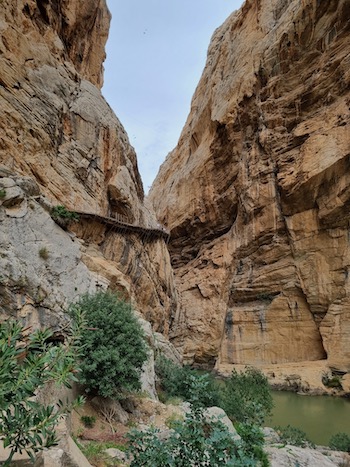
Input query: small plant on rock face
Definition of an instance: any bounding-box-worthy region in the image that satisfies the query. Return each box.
[80,415,96,429]
[322,372,343,389]
[165,412,184,429]
[0,189,6,199]
[51,205,79,228]
[39,246,49,260]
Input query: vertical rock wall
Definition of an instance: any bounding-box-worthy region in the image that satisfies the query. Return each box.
[150,0,350,369]
[0,1,178,334]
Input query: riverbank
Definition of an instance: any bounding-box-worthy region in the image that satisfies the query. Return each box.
[268,390,350,445]
[216,360,350,397]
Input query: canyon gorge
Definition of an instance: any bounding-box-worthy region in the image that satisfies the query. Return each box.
[0,0,350,399]
[150,0,350,379]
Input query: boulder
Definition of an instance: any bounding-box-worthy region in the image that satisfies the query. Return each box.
[204,406,240,440]
[266,445,350,467]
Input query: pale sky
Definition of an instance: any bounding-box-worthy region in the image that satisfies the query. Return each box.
[103,1,243,192]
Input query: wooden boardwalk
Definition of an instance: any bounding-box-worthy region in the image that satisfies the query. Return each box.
[74,210,170,243]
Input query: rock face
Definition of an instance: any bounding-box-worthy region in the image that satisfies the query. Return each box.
[0,1,178,334]
[266,445,349,467]
[150,0,350,368]
[0,172,99,328]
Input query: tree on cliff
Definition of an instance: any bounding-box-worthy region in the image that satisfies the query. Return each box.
[69,291,148,398]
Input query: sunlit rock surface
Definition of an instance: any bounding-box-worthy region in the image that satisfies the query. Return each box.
[0,1,177,335]
[150,0,350,368]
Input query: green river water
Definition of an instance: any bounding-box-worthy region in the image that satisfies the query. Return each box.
[267,390,350,446]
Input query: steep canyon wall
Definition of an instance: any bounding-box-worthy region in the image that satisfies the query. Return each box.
[150,0,350,370]
[0,1,177,336]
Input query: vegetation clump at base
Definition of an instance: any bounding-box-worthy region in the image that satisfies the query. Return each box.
[155,355,220,407]
[220,367,273,426]
[329,432,350,452]
[128,376,269,466]
[69,291,148,399]
[274,424,315,448]
[156,357,273,427]
[80,415,96,428]
[322,372,343,389]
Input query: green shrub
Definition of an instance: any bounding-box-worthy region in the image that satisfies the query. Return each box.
[0,318,84,465]
[274,425,314,448]
[51,205,79,227]
[236,423,269,466]
[39,246,49,260]
[155,355,183,397]
[329,432,350,452]
[165,413,184,429]
[0,189,6,199]
[75,439,127,465]
[155,356,220,407]
[322,372,343,389]
[69,292,148,398]
[127,379,264,466]
[80,415,96,428]
[220,367,273,425]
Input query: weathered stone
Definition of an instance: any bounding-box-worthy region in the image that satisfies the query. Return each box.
[266,445,350,467]
[341,373,350,393]
[154,331,182,364]
[263,427,281,444]
[140,347,158,400]
[150,0,350,370]
[204,407,240,440]
[104,448,127,462]
[35,436,93,467]
[0,178,99,325]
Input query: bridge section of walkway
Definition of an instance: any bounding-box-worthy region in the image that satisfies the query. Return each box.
[74,210,170,243]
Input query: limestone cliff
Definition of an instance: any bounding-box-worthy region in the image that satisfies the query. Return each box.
[150,0,350,370]
[0,1,177,336]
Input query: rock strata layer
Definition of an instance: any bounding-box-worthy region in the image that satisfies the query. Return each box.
[150,0,350,369]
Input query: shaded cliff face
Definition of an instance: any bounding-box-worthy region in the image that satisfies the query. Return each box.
[0,1,177,334]
[150,0,350,369]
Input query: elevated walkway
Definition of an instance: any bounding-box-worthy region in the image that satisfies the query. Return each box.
[74,210,170,243]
